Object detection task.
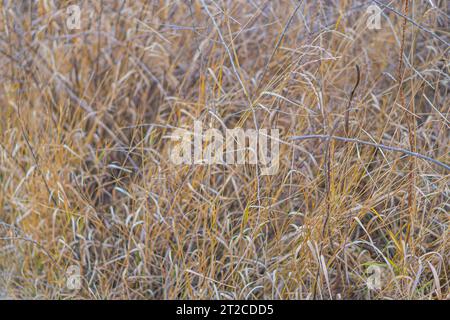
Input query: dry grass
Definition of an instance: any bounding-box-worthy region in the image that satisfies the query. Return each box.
[0,0,448,299]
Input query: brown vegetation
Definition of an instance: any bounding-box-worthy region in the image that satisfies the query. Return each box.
[0,0,448,299]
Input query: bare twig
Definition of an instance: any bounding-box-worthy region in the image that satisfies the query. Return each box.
[344,64,360,136]
[290,135,450,171]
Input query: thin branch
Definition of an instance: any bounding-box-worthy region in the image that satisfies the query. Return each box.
[344,64,360,136]
[290,135,450,171]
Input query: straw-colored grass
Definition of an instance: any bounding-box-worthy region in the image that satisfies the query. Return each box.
[0,0,448,299]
